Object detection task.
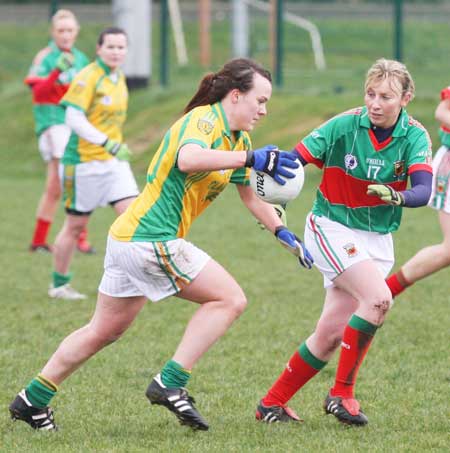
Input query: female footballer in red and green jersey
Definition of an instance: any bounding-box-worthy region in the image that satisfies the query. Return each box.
[386,85,450,297]
[9,58,311,431]
[26,9,93,254]
[256,59,433,426]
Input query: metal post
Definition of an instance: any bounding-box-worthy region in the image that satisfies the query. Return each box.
[394,0,403,61]
[275,0,283,87]
[232,0,249,57]
[199,0,211,67]
[160,0,169,87]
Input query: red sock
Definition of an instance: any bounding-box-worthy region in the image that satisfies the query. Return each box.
[331,316,377,399]
[386,269,411,297]
[262,343,326,407]
[78,228,87,244]
[31,218,51,246]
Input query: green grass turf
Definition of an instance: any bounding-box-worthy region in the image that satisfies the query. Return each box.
[1,16,449,453]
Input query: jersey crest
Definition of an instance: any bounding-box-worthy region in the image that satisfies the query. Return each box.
[197,111,216,135]
[344,154,358,170]
[393,160,405,177]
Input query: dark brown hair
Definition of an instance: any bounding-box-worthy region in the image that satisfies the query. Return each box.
[97,27,127,46]
[184,58,272,113]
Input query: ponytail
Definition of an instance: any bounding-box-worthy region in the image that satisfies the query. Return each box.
[184,58,271,113]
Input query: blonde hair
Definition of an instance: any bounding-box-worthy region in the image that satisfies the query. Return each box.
[365,58,415,100]
[51,9,79,29]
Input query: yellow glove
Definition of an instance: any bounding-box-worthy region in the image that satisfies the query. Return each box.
[55,52,74,72]
[367,184,404,206]
[104,139,132,161]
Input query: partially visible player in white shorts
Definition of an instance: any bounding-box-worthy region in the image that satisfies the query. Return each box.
[385,143,450,299]
[304,212,394,288]
[428,145,450,213]
[61,158,138,214]
[99,236,210,302]
[38,124,71,162]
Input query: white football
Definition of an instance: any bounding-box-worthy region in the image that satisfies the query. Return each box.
[250,161,304,205]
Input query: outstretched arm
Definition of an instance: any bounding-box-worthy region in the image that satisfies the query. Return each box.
[177,144,299,184]
[237,184,313,269]
[237,183,283,234]
[367,170,432,207]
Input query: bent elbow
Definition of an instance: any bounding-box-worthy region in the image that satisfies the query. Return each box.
[176,156,191,173]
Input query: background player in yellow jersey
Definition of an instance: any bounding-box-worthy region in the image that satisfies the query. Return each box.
[9,58,312,431]
[48,27,139,300]
[25,9,94,254]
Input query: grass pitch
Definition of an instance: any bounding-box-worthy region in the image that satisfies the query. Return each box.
[1,15,449,453]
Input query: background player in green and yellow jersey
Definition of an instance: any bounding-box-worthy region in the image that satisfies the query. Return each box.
[48,27,139,300]
[256,59,433,426]
[9,58,312,432]
[386,84,450,297]
[25,9,94,254]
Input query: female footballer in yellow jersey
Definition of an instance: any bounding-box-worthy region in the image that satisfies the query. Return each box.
[10,58,312,432]
[48,27,139,301]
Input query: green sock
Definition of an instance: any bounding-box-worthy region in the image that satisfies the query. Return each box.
[25,375,58,408]
[160,360,191,388]
[52,271,71,288]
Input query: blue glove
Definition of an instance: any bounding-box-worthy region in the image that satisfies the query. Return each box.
[275,226,314,269]
[246,145,299,185]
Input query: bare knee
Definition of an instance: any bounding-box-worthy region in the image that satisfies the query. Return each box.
[438,243,450,266]
[46,181,62,202]
[364,290,392,325]
[88,323,126,348]
[62,219,87,240]
[224,293,248,318]
[45,170,62,200]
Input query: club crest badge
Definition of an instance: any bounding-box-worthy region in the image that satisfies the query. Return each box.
[344,154,358,170]
[343,242,358,257]
[197,112,216,135]
[393,160,405,177]
[436,177,446,194]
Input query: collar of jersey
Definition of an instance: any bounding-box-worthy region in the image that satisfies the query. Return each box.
[49,40,66,54]
[359,106,409,138]
[211,101,243,143]
[96,57,112,75]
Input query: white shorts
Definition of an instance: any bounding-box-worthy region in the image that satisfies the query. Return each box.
[428,145,450,213]
[304,212,394,288]
[61,158,139,214]
[38,124,71,162]
[99,236,211,302]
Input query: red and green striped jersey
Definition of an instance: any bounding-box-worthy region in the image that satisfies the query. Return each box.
[25,40,89,136]
[438,87,450,147]
[110,102,251,242]
[296,106,432,233]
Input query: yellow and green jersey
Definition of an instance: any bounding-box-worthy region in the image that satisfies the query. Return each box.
[60,58,128,164]
[110,102,251,242]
